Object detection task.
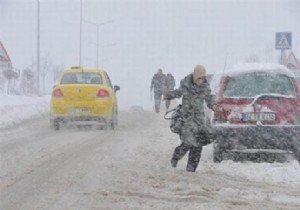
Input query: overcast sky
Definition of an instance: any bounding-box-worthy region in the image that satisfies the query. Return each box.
[1,0,300,110]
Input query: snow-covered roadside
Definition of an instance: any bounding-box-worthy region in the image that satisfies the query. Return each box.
[0,94,51,129]
[201,147,300,185]
[1,94,300,187]
[1,94,300,209]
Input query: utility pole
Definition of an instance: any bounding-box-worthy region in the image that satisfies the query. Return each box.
[82,19,114,69]
[36,0,40,91]
[281,49,285,65]
[223,54,228,73]
[96,27,99,68]
[79,0,82,67]
[100,43,116,68]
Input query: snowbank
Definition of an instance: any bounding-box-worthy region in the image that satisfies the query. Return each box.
[0,94,50,129]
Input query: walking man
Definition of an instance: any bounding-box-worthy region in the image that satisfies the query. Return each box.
[150,68,166,113]
[164,73,176,110]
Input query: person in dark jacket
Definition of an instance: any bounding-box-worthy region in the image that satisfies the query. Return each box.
[163,73,176,110]
[164,64,219,172]
[150,69,166,113]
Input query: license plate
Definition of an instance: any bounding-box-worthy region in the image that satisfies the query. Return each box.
[69,108,90,114]
[242,112,275,122]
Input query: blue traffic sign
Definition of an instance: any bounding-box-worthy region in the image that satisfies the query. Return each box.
[276,32,292,50]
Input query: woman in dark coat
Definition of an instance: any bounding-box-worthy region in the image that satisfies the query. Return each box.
[164,64,218,172]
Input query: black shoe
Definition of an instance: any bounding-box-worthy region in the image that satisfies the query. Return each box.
[186,165,196,172]
[171,159,178,168]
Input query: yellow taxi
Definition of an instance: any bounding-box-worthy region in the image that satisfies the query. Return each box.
[50,67,120,130]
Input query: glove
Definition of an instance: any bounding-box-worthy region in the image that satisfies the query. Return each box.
[195,129,215,146]
[212,104,222,112]
[163,92,171,100]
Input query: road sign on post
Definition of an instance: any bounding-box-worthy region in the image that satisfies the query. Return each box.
[275,32,292,50]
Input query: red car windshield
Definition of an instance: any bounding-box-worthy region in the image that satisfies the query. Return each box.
[223,73,296,98]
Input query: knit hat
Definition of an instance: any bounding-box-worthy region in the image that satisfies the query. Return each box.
[193,65,206,79]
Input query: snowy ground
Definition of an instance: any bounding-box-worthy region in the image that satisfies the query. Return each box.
[0,94,51,129]
[0,94,300,210]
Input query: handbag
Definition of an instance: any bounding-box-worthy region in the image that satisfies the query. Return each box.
[164,105,183,134]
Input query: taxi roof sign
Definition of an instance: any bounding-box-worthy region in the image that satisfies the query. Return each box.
[71,66,81,69]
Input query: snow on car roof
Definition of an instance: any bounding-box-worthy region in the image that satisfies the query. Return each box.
[225,62,295,77]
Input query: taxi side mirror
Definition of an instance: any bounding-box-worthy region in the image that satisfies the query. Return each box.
[114,85,120,92]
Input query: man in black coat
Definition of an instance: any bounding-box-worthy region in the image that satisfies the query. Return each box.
[150,69,166,113]
[164,73,176,110]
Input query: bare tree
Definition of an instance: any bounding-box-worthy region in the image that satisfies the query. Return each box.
[244,54,260,63]
[20,68,37,95]
[2,68,20,94]
[0,76,5,94]
[263,44,275,62]
[31,54,64,94]
[52,64,65,83]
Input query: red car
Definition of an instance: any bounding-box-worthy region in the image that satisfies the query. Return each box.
[212,63,300,163]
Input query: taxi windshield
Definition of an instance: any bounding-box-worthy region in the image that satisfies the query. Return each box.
[60,73,102,84]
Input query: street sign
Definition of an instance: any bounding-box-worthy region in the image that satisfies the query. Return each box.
[0,42,12,71]
[276,32,292,50]
[286,51,300,70]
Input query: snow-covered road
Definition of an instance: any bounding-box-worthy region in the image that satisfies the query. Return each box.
[1,109,300,210]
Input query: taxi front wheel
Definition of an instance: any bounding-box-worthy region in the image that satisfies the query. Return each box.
[108,110,118,130]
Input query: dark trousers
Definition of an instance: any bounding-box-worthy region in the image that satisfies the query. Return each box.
[172,143,203,172]
[154,91,163,113]
[165,100,171,110]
